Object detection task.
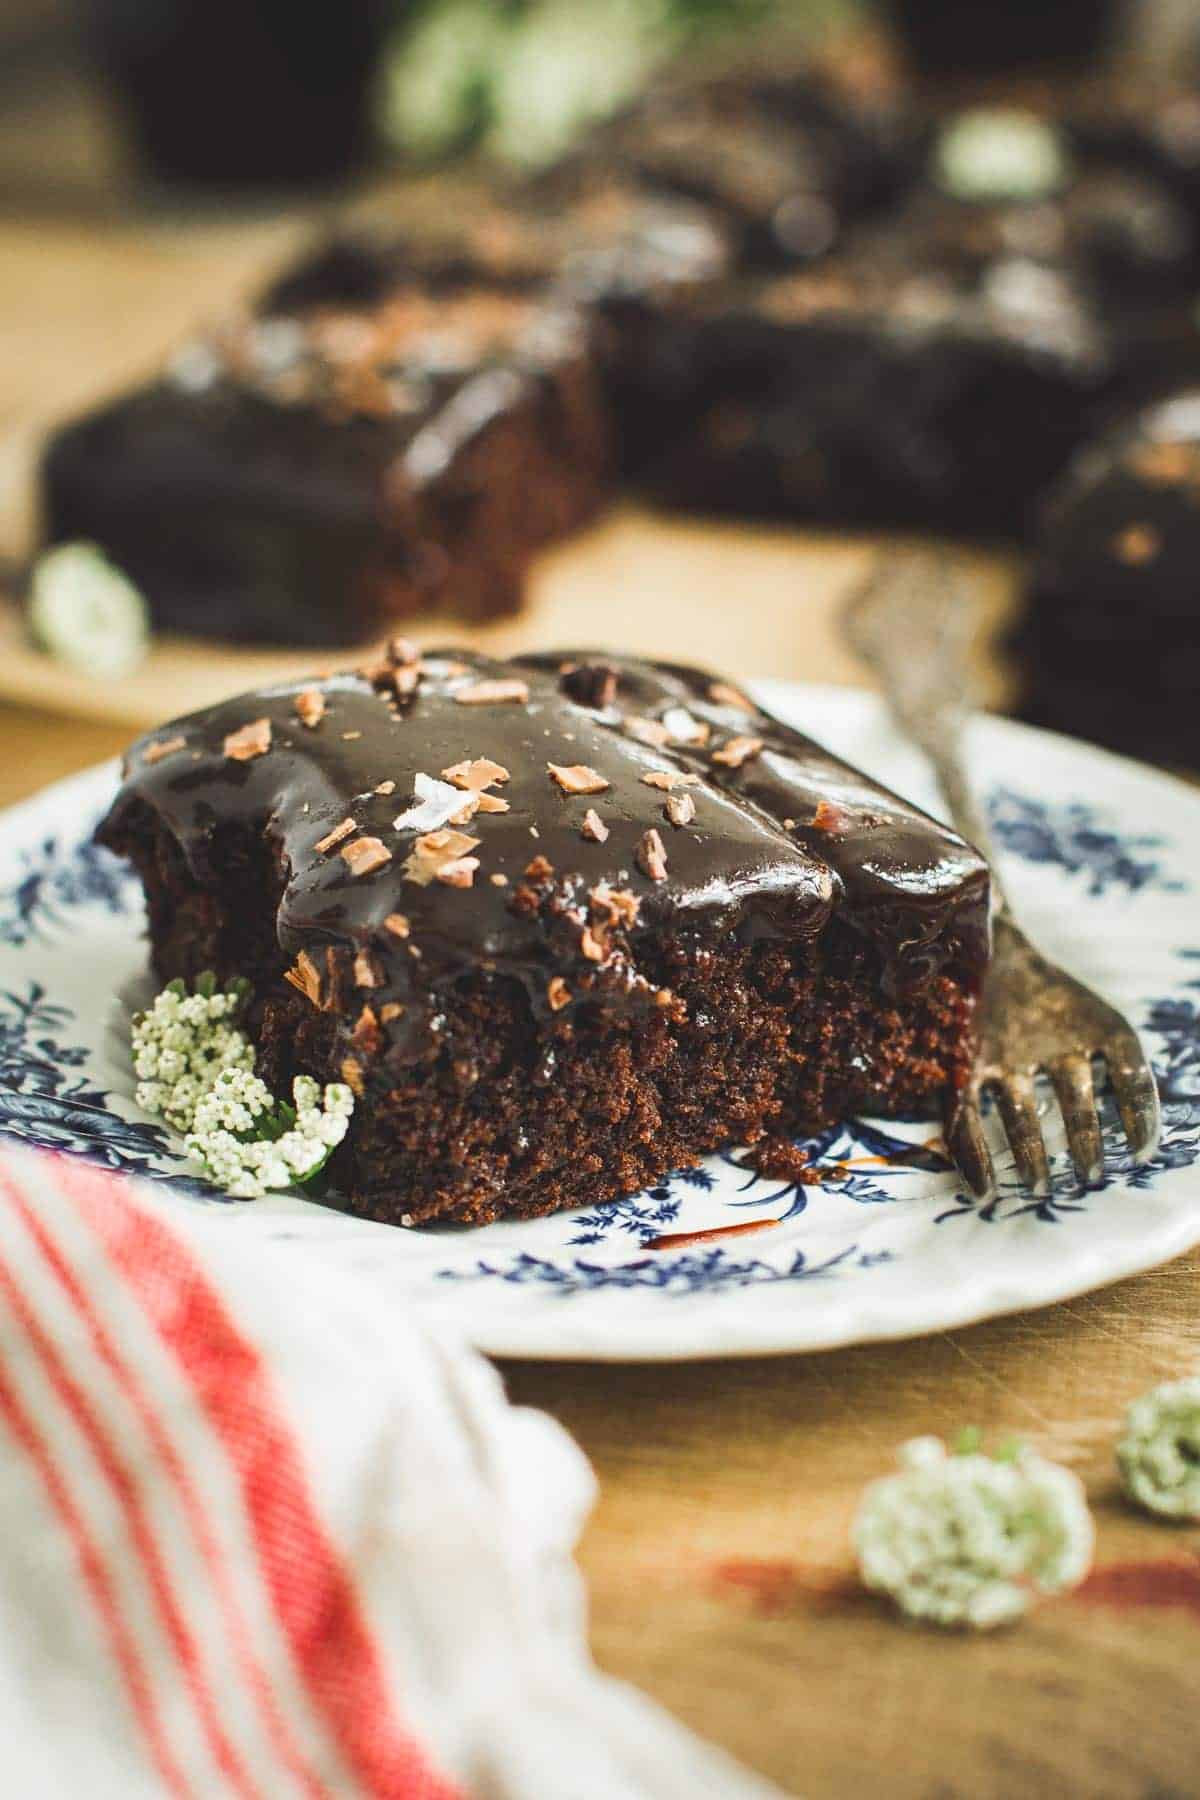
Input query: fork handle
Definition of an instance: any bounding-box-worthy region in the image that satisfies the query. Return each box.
[844,548,1012,916]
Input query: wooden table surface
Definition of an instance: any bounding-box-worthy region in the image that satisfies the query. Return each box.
[4,178,1200,1800]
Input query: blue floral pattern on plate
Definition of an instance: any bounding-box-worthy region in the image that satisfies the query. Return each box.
[1,687,1197,1361]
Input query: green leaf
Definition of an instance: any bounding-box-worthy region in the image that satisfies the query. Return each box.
[195,971,217,998]
[954,1426,983,1457]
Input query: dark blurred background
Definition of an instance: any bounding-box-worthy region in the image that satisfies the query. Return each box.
[1,0,1180,212]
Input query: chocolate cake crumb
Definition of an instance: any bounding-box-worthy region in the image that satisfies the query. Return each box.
[746,1137,824,1185]
[223,718,272,761]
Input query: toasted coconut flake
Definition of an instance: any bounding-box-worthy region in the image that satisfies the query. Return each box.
[143,734,186,765]
[449,793,481,826]
[1113,523,1160,565]
[580,808,609,844]
[388,635,421,666]
[353,949,381,988]
[636,828,669,882]
[453,678,530,706]
[342,730,362,741]
[475,792,510,814]
[711,734,764,769]
[223,717,272,761]
[341,836,392,877]
[295,688,326,729]
[418,828,480,860]
[665,790,696,828]
[624,715,671,747]
[547,976,572,1011]
[375,779,396,795]
[435,856,480,888]
[314,816,357,855]
[384,912,411,938]
[490,871,509,886]
[404,828,482,886]
[709,681,753,709]
[590,883,640,927]
[340,1056,365,1096]
[548,762,610,795]
[283,949,323,1007]
[441,757,510,790]
[662,705,708,745]
[380,1001,405,1023]
[640,769,699,791]
[580,926,607,962]
[811,798,854,833]
[393,772,465,835]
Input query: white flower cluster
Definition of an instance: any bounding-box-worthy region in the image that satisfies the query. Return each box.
[132,977,353,1198]
[1117,1376,1200,1521]
[132,980,254,1131]
[185,1071,354,1200]
[854,1435,1094,1630]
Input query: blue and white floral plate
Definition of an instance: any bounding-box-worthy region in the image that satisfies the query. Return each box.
[3,682,1198,1361]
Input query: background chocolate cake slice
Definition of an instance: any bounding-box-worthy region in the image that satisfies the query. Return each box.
[1017,388,1200,766]
[41,248,610,646]
[97,643,989,1226]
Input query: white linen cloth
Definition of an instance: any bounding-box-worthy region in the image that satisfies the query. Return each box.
[0,1145,785,1799]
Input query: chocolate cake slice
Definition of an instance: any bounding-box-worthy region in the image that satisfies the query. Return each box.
[41,248,609,647]
[97,643,989,1226]
[1018,389,1200,767]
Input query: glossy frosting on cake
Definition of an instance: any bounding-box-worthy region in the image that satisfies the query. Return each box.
[98,646,990,1058]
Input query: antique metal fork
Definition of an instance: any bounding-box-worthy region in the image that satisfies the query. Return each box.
[844,546,1161,1200]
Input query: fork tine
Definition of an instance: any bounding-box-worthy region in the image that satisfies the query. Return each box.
[1106,1039,1162,1164]
[1048,1053,1105,1187]
[946,1094,996,1201]
[994,1073,1052,1196]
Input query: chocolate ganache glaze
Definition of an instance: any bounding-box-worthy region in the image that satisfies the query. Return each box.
[97,647,990,1065]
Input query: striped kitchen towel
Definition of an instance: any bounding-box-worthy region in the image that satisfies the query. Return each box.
[0,1145,782,1799]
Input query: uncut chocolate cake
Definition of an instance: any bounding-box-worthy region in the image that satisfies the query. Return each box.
[1018,388,1200,766]
[97,642,990,1225]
